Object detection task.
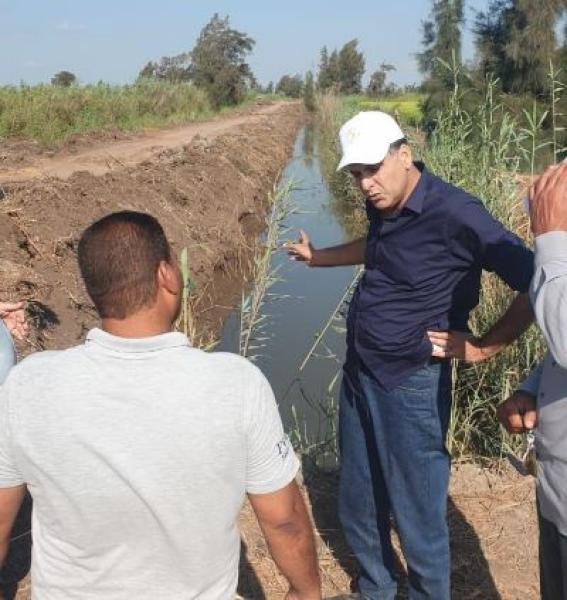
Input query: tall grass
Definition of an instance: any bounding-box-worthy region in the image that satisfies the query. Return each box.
[313,77,554,459]
[0,81,212,145]
[423,76,546,457]
[239,181,296,360]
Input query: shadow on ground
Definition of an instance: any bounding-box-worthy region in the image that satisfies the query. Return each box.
[238,540,266,600]
[303,464,502,600]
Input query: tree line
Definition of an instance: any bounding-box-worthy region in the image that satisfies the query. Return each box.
[275,40,401,100]
[418,0,567,96]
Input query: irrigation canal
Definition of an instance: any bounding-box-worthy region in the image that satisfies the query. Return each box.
[218,126,357,457]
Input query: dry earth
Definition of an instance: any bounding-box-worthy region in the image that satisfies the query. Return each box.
[0,102,539,599]
[239,463,539,600]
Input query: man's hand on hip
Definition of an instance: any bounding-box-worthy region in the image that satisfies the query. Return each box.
[427,330,489,362]
[530,161,567,236]
[497,391,538,434]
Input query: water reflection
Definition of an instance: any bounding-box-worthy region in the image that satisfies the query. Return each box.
[217,127,356,464]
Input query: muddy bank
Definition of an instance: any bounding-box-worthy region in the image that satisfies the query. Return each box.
[0,101,305,352]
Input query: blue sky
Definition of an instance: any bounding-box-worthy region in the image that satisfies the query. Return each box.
[1,0,492,87]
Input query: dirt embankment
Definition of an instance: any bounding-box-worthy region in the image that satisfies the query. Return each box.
[0,101,305,352]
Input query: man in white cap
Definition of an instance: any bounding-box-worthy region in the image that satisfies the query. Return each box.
[285,111,534,599]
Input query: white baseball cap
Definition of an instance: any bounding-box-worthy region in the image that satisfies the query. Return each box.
[337,111,405,171]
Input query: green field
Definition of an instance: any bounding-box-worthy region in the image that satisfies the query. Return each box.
[0,82,275,146]
[341,93,425,126]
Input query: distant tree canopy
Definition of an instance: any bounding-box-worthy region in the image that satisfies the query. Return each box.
[191,13,255,107]
[338,40,365,94]
[51,71,77,87]
[276,74,303,98]
[417,0,464,89]
[138,54,191,83]
[475,0,567,96]
[138,13,255,107]
[303,71,316,111]
[317,40,365,94]
[366,63,396,97]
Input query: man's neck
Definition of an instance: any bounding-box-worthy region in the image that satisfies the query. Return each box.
[401,163,422,206]
[101,310,174,339]
[381,164,422,218]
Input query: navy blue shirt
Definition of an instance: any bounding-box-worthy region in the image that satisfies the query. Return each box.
[346,164,534,391]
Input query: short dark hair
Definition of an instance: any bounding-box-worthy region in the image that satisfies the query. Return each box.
[389,137,408,152]
[78,211,171,319]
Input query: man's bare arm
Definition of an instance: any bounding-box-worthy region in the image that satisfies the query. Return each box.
[249,481,321,600]
[284,230,366,267]
[428,292,534,362]
[0,485,26,565]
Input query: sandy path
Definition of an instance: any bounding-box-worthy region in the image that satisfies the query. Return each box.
[0,102,288,184]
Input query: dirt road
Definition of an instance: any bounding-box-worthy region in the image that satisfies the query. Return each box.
[0,101,289,184]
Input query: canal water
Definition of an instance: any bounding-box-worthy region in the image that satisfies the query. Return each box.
[218,126,357,453]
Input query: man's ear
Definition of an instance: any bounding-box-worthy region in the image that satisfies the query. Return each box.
[399,144,413,169]
[157,261,180,295]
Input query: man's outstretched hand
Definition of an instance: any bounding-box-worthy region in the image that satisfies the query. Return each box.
[284,230,314,264]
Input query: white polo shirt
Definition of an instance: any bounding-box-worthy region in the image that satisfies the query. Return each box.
[0,328,299,599]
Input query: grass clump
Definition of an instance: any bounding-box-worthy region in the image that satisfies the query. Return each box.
[0,80,213,145]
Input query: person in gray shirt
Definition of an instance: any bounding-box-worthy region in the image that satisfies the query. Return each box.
[498,162,567,600]
[0,211,321,600]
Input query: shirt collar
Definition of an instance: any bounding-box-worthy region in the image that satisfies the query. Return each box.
[86,327,191,354]
[402,162,428,216]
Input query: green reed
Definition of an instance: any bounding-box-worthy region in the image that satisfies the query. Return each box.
[308,70,562,459]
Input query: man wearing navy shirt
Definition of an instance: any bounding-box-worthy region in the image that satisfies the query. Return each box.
[285,111,534,600]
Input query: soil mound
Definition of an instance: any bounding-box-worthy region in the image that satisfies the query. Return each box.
[0,101,305,353]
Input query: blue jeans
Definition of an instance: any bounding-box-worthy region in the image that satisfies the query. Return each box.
[338,362,452,600]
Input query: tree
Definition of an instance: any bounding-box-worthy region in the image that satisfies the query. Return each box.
[190,13,255,107]
[338,39,365,94]
[317,46,331,90]
[327,50,341,90]
[276,74,303,98]
[303,71,316,111]
[417,0,464,88]
[137,53,191,83]
[475,0,566,96]
[51,71,77,87]
[265,81,274,94]
[366,63,396,97]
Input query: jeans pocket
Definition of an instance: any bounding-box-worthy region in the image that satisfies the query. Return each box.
[396,365,436,394]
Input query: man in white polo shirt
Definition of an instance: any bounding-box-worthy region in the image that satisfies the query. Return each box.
[0,211,321,600]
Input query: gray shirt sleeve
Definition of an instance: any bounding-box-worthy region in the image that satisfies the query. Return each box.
[243,366,299,495]
[531,231,567,369]
[0,378,24,488]
[518,362,543,397]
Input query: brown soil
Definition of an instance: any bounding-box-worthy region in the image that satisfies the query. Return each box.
[0,100,304,354]
[238,462,538,600]
[0,101,539,600]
